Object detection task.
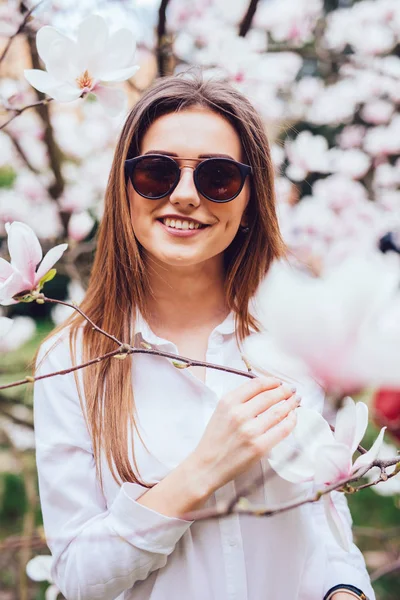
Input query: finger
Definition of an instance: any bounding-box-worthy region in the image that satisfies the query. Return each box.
[259,409,298,452]
[231,376,283,405]
[254,394,301,434]
[244,384,298,418]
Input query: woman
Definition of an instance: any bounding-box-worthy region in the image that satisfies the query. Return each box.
[34,73,374,600]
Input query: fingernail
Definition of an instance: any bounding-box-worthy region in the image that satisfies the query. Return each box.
[291,386,297,393]
[295,395,301,405]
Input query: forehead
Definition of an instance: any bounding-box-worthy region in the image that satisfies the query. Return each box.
[140,107,242,160]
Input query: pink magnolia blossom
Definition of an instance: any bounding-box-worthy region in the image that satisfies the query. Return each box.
[0,221,67,305]
[268,397,386,549]
[246,256,400,395]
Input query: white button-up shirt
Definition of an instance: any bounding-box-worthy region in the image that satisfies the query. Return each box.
[33,312,375,600]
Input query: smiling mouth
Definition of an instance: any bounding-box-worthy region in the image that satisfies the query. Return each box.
[157,217,209,230]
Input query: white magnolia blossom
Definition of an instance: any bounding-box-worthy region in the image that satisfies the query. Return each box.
[285,131,330,181]
[0,315,36,352]
[24,15,140,116]
[268,397,386,550]
[26,555,60,600]
[255,0,323,45]
[0,315,13,338]
[67,211,95,241]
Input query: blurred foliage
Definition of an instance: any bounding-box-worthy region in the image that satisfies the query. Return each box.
[0,166,17,189]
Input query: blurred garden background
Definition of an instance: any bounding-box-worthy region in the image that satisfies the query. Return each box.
[0,0,400,598]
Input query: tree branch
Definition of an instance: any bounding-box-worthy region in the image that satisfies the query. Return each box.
[156,0,172,77]
[0,0,44,65]
[239,0,261,37]
[0,98,52,131]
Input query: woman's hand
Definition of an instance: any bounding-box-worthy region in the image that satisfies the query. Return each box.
[190,376,300,495]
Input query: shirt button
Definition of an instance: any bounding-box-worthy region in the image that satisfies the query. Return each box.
[228,538,237,547]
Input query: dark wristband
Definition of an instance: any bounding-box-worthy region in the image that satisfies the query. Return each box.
[323,584,368,599]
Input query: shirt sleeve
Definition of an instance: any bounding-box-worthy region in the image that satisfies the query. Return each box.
[33,333,193,600]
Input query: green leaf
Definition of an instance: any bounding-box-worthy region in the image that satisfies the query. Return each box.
[38,268,57,289]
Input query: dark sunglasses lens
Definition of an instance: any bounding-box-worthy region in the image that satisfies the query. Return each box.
[132,156,177,198]
[197,160,242,201]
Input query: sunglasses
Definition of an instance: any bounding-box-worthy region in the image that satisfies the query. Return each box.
[124,154,252,203]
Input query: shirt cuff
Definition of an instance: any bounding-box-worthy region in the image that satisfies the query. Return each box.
[108,482,194,554]
[324,567,375,600]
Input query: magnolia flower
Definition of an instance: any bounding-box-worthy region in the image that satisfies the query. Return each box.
[0,221,67,305]
[245,256,400,396]
[0,315,35,352]
[26,555,60,600]
[24,15,139,116]
[0,316,13,338]
[269,397,386,549]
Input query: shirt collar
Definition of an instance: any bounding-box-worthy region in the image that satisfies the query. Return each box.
[133,310,236,347]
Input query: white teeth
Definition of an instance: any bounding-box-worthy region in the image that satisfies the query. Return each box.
[162,218,202,230]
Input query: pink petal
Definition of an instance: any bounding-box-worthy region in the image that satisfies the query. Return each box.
[6,222,42,286]
[0,271,27,305]
[352,427,386,473]
[353,401,369,453]
[94,86,126,116]
[34,244,68,285]
[0,258,14,283]
[269,437,315,483]
[314,443,351,486]
[293,406,335,462]
[333,396,356,450]
[323,493,350,551]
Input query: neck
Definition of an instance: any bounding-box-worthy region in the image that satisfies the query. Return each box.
[144,255,229,332]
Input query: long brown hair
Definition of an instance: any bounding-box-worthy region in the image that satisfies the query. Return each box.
[38,72,286,487]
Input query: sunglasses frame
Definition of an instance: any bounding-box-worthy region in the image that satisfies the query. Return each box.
[124,153,252,203]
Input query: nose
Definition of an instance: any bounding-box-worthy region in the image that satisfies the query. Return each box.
[169,166,201,209]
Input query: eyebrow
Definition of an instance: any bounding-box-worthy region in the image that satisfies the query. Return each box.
[143,150,236,160]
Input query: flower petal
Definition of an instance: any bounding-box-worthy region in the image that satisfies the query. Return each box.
[6,221,42,286]
[293,406,335,462]
[0,316,13,338]
[35,244,68,285]
[314,443,352,486]
[268,436,316,483]
[322,493,350,551]
[36,26,69,66]
[45,584,60,600]
[100,64,140,83]
[0,271,28,305]
[352,427,386,473]
[334,396,356,450]
[94,86,127,116]
[26,555,53,582]
[103,28,136,71]
[0,257,14,283]
[353,401,369,454]
[24,69,59,95]
[77,15,108,72]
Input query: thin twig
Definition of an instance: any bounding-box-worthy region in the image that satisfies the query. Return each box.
[2,127,40,173]
[0,1,44,65]
[371,556,400,582]
[0,98,52,131]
